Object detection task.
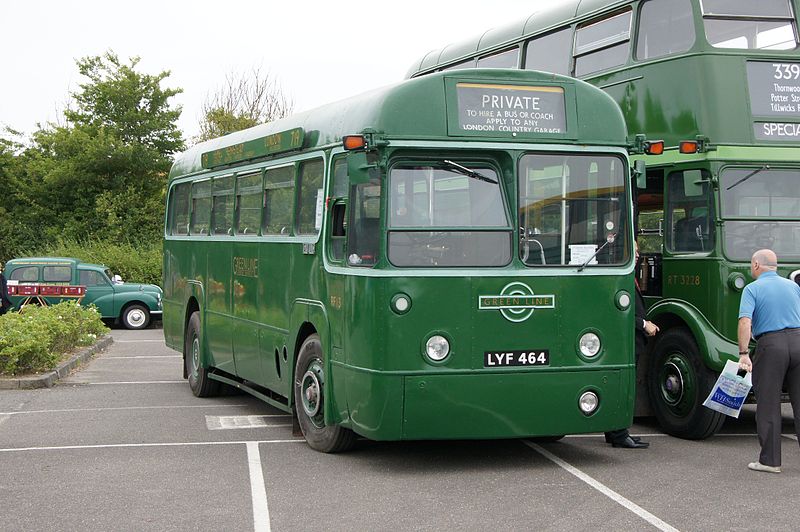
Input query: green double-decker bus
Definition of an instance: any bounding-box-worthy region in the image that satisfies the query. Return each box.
[163,69,639,452]
[406,0,800,439]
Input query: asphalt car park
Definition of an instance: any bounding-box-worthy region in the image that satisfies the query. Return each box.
[1,328,798,531]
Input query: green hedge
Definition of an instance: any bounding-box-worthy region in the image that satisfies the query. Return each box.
[20,238,162,286]
[0,302,109,375]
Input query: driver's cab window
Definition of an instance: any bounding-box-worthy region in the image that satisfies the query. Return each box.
[347,178,381,267]
[328,157,348,262]
[80,270,109,287]
[667,169,715,252]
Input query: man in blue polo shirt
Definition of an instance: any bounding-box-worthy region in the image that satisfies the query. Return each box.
[738,249,800,473]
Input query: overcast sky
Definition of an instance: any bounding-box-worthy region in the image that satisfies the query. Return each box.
[1,0,563,142]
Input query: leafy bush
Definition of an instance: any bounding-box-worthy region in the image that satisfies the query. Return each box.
[0,301,108,375]
[20,238,162,286]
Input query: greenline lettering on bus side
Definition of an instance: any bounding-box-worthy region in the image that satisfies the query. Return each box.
[201,127,304,169]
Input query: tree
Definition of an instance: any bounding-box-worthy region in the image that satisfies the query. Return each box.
[196,67,293,142]
[14,51,184,246]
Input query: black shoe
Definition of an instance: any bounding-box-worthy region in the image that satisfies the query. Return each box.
[611,436,649,449]
[604,434,642,444]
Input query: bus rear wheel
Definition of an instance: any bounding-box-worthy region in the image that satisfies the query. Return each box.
[185,312,220,397]
[647,327,725,439]
[294,334,356,453]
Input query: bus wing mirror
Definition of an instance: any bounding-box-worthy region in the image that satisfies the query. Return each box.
[347,151,377,184]
[633,160,646,189]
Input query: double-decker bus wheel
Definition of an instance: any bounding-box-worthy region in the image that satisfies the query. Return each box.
[185,312,220,398]
[647,327,725,439]
[294,334,356,453]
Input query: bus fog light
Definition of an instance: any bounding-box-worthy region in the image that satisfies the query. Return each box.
[425,335,450,361]
[728,272,746,291]
[579,332,601,358]
[391,293,412,314]
[616,291,631,310]
[579,391,599,415]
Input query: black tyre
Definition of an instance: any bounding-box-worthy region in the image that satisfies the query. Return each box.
[294,334,356,453]
[184,312,220,397]
[122,304,150,330]
[647,327,725,439]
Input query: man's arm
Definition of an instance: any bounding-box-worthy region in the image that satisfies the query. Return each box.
[738,317,753,372]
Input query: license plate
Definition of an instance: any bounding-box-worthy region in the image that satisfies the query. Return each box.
[484,350,550,367]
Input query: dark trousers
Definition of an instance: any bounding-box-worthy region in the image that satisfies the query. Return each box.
[753,328,800,467]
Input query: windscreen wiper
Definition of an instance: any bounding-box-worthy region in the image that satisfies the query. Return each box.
[443,160,499,184]
[726,165,768,191]
[577,233,617,272]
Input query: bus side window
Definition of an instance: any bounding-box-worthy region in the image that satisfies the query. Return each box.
[169,183,191,236]
[190,180,212,236]
[574,10,633,77]
[263,166,295,236]
[235,172,262,236]
[524,27,572,76]
[636,168,665,296]
[667,169,715,253]
[212,175,234,236]
[347,181,381,266]
[297,159,324,235]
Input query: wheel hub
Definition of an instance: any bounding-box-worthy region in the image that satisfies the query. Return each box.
[301,369,322,417]
[661,361,686,406]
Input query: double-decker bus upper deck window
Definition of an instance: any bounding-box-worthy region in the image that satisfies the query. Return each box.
[721,166,800,261]
[236,172,262,235]
[190,180,212,235]
[476,48,520,68]
[439,59,476,72]
[574,10,632,76]
[263,166,294,236]
[702,0,797,50]
[387,163,511,268]
[297,159,324,235]
[636,0,696,60]
[524,28,572,76]
[518,154,628,267]
[169,182,190,235]
[212,175,234,235]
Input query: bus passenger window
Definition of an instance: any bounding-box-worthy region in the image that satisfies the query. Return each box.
[236,173,262,235]
[212,175,234,235]
[667,170,714,252]
[348,182,381,266]
[329,201,347,262]
[263,166,294,235]
[636,0,695,60]
[524,28,572,75]
[477,48,519,68]
[574,10,632,77]
[297,159,324,235]
[190,180,212,235]
[169,183,191,236]
[702,0,797,50]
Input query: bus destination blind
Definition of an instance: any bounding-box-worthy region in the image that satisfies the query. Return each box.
[747,61,800,141]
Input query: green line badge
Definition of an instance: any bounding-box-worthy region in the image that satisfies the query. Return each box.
[479,282,555,322]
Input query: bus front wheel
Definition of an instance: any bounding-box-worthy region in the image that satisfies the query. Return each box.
[293,334,356,453]
[185,312,220,398]
[647,327,725,439]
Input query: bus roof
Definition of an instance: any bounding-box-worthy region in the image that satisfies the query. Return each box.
[169,69,629,181]
[406,0,630,78]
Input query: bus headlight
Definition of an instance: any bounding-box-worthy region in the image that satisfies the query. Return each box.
[425,335,450,362]
[579,391,599,415]
[579,332,601,358]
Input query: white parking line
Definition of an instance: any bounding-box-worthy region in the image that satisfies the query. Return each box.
[246,442,271,532]
[206,415,292,430]
[0,439,304,453]
[87,381,186,385]
[0,404,250,416]
[524,441,680,532]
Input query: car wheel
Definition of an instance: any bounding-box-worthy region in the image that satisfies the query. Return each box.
[122,304,150,330]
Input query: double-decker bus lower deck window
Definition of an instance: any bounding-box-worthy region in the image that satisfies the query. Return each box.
[666,170,715,253]
[387,164,511,268]
[518,154,628,267]
[702,0,797,50]
[721,167,800,261]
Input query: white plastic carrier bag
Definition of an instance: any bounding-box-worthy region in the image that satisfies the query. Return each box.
[702,359,753,418]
